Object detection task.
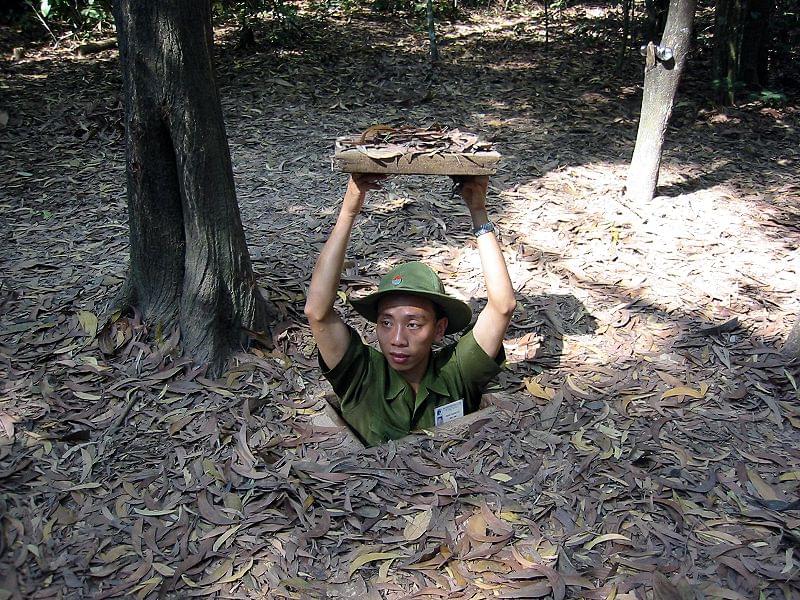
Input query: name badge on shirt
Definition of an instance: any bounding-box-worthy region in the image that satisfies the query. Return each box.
[435,399,464,426]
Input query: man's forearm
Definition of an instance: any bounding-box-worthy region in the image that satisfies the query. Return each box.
[305,174,382,369]
[471,208,515,315]
[305,210,357,322]
[457,176,515,357]
[469,206,489,228]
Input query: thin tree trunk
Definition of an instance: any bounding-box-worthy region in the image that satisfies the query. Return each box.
[739,0,772,88]
[625,0,696,203]
[615,0,632,74]
[112,0,271,372]
[644,0,670,42]
[544,0,549,53]
[427,0,439,63]
[713,0,773,103]
[713,0,743,104]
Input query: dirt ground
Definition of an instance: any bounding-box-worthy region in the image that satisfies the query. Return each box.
[1,6,799,599]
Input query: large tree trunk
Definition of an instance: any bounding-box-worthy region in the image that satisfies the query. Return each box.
[112,0,270,372]
[625,0,696,203]
[784,317,800,360]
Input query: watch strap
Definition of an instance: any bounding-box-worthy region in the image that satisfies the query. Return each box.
[473,221,496,237]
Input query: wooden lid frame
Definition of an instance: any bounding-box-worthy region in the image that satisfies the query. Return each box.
[332,136,501,176]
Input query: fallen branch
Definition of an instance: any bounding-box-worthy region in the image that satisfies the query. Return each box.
[76,39,118,57]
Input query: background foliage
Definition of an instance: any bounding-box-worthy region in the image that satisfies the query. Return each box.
[1,0,798,104]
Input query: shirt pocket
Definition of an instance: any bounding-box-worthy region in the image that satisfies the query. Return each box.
[369,420,409,444]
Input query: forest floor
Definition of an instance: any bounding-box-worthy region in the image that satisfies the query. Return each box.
[1,5,799,599]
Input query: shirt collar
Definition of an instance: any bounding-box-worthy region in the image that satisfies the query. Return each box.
[384,350,448,402]
[386,367,407,401]
[421,354,449,395]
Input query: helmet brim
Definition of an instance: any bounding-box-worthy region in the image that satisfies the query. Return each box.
[350,289,472,335]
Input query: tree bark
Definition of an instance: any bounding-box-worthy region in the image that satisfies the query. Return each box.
[112,0,270,372]
[784,317,800,360]
[625,0,696,203]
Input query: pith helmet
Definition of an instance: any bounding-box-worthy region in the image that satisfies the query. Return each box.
[350,262,472,334]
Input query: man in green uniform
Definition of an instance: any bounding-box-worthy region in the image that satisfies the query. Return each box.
[305,174,516,446]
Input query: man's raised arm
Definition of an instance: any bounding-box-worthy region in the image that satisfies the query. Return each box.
[304,174,383,370]
[457,176,516,359]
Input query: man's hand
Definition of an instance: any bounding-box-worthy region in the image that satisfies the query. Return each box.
[343,173,386,216]
[452,175,489,216]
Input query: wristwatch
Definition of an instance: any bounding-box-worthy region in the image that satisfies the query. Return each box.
[473,221,496,237]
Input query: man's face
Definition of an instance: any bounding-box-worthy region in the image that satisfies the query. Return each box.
[376,294,448,381]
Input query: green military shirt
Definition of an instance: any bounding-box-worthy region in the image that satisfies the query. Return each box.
[320,325,505,447]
